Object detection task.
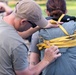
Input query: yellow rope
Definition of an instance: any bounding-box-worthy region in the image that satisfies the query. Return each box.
[37,34,76,50]
[58,14,69,36]
[37,14,76,50]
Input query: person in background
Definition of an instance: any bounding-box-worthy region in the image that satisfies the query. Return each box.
[29,0,76,75]
[0,1,12,16]
[0,0,61,75]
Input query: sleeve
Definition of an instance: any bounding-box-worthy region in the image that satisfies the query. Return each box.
[12,44,29,71]
[29,31,40,54]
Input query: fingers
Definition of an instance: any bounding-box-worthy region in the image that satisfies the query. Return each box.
[50,46,61,59]
[44,46,61,63]
[50,46,61,58]
[48,45,58,51]
[53,49,61,59]
[54,48,59,53]
[57,22,63,25]
[54,53,61,59]
[50,25,59,28]
[51,22,63,27]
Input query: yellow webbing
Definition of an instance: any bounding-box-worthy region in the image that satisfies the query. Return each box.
[37,34,76,50]
[58,14,69,36]
[37,14,76,50]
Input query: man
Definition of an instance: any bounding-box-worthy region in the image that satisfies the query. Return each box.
[0,0,61,75]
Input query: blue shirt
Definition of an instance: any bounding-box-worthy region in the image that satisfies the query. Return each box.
[30,21,76,75]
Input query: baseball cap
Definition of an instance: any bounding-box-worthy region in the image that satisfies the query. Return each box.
[13,0,48,28]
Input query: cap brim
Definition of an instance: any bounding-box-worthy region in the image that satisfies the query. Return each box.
[35,16,48,28]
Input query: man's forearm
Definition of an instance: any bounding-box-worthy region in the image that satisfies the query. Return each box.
[15,59,50,75]
[15,46,61,75]
[28,59,50,75]
[29,53,40,68]
[18,26,40,39]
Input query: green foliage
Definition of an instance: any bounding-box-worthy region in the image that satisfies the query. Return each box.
[66,0,76,1]
[8,0,76,17]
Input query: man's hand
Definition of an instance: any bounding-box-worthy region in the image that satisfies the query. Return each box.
[43,46,61,64]
[44,20,63,28]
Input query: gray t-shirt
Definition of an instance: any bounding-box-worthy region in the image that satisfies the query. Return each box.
[30,21,76,75]
[0,17,28,75]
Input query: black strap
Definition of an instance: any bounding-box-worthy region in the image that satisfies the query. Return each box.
[46,15,76,22]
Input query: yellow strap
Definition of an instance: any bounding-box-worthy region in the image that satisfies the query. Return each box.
[58,14,69,36]
[37,14,76,50]
[58,14,65,22]
[37,34,76,50]
[59,25,69,36]
[50,14,69,35]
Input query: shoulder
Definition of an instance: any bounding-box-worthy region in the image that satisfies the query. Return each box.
[46,15,76,22]
[61,15,76,22]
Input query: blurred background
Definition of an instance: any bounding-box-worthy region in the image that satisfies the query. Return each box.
[7,0,76,17]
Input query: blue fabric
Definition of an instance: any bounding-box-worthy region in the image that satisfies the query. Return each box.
[39,21,76,75]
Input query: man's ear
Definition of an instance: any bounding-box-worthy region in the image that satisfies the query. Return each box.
[21,19,27,25]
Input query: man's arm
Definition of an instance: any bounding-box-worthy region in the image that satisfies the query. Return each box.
[15,46,61,75]
[18,20,62,39]
[18,26,40,39]
[29,31,40,67]
[29,52,40,68]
